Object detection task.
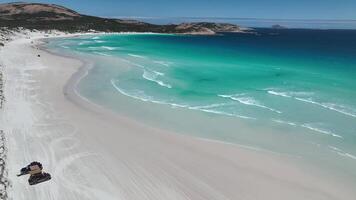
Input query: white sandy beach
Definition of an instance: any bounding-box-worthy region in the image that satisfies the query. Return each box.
[0,32,355,200]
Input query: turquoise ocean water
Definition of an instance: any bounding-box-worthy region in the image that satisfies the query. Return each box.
[48,29,356,179]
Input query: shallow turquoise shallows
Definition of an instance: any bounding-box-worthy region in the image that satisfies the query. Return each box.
[48,29,356,179]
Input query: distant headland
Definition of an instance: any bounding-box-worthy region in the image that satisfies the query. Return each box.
[0,2,252,35]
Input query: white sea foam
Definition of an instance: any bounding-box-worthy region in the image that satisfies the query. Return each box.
[189,103,255,119]
[301,124,343,138]
[111,79,162,103]
[128,54,146,59]
[272,119,297,126]
[267,90,292,98]
[111,80,254,119]
[94,40,105,43]
[59,45,69,49]
[219,94,282,114]
[142,70,172,89]
[295,98,356,118]
[328,146,356,160]
[290,91,314,96]
[267,89,313,98]
[153,60,173,67]
[152,70,164,76]
[111,80,195,109]
[273,119,344,139]
[268,89,356,118]
[190,103,231,110]
[89,46,116,51]
[338,152,356,160]
[328,145,342,152]
[92,36,100,40]
[101,46,117,51]
[194,108,255,119]
[94,52,110,56]
[79,41,92,45]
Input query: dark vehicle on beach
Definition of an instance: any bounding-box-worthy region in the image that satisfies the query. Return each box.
[17,162,51,185]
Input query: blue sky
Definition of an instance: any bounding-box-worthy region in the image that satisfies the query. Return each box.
[1,0,356,20]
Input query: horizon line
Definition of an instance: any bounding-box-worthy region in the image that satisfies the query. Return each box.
[107,16,356,22]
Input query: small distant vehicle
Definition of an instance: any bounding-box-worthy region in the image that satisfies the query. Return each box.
[17,162,51,185]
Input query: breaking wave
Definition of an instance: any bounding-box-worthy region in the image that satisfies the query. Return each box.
[142,70,172,89]
[93,52,110,56]
[88,46,117,51]
[267,89,313,98]
[128,54,146,59]
[267,89,356,118]
[59,45,69,49]
[272,119,297,126]
[111,79,169,104]
[190,103,233,110]
[218,94,282,114]
[188,103,256,119]
[110,80,254,119]
[328,146,356,160]
[295,98,356,118]
[189,108,255,119]
[301,124,343,138]
[153,60,173,67]
[94,40,105,43]
[267,90,292,98]
[101,46,117,51]
[338,152,356,160]
[78,41,92,45]
[272,120,344,139]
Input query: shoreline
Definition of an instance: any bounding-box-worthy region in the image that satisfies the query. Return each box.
[49,33,356,176]
[38,41,102,110]
[1,31,356,199]
[42,36,280,158]
[41,42,287,157]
